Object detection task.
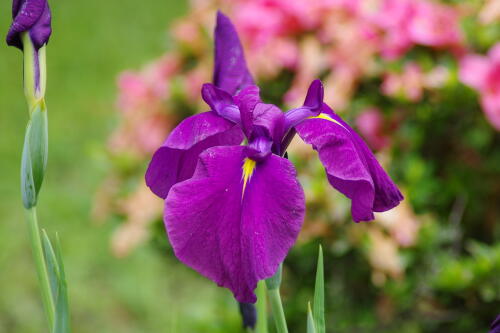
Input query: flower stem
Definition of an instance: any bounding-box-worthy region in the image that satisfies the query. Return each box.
[267,288,288,333]
[256,281,268,333]
[26,206,55,329]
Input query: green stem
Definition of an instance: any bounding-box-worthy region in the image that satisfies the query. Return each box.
[267,288,288,333]
[256,281,268,333]
[26,206,55,329]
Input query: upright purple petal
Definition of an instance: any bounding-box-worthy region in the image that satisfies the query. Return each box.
[164,146,305,302]
[145,112,244,199]
[213,11,254,95]
[7,0,52,50]
[252,103,285,152]
[295,104,403,222]
[234,85,261,137]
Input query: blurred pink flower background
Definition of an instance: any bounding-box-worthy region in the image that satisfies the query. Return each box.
[97,0,499,281]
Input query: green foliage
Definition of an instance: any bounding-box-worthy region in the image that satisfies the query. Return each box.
[21,104,48,209]
[307,303,316,333]
[42,231,71,333]
[312,246,325,333]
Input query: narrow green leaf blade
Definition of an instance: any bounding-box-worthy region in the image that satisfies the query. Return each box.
[53,234,70,333]
[41,229,59,303]
[313,245,325,333]
[307,302,316,333]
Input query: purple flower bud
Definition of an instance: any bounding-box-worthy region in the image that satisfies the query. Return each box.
[6,0,52,50]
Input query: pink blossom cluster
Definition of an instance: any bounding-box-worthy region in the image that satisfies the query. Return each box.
[223,0,464,127]
[105,0,498,258]
[113,0,470,159]
[230,0,463,61]
[110,55,181,157]
[460,44,500,130]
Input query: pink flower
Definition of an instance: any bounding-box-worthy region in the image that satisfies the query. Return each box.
[370,0,415,59]
[117,72,150,113]
[408,1,463,49]
[233,2,283,48]
[368,0,463,59]
[382,62,424,102]
[460,44,500,130]
[356,108,390,150]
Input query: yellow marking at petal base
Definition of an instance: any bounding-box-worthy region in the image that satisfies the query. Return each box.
[308,113,348,131]
[241,158,257,199]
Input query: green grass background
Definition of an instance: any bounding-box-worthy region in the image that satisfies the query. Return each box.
[0,1,241,332]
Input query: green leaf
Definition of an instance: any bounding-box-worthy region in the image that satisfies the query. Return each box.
[53,234,70,333]
[21,103,48,208]
[307,302,316,333]
[41,229,59,302]
[265,264,282,291]
[313,245,325,333]
[256,281,268,333]
[41,230,70,333]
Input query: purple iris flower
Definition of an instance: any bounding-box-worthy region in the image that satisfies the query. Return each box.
[146,12,403,303]
[6,0,52,50]
[491,315,500,333]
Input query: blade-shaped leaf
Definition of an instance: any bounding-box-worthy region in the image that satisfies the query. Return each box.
[53,234,70,333]
[313,245,325,333]
[307,302,316,333]
[41,229,59,302]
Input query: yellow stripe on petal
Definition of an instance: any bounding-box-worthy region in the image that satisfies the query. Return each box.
[308,113,348,131]
[241,158,257,199]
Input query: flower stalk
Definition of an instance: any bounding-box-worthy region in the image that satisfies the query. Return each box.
[255,281,268,333]
[21,30,54,329]
[26,206,55,328]
[265,265,289,333]
[8,6,70,327]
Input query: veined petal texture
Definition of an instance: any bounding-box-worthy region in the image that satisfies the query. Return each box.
[296,104,403,222]
[164,146,305,302]
[213,11,254,95]
[146,112,243,199]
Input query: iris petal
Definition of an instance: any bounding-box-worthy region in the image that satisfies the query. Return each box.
[7,0,52,50]
[201,83,240,123]
[164,146,305,302]
[213,11,254,95]
[295,104,403,221]
[145,112,244,199]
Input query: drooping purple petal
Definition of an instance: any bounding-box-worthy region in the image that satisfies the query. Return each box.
[145,112,244,199]
[164,145,305,302]
[7,0,52,50]
[324,105,404,212]
[213,11,254,95]
[295,104,403,222]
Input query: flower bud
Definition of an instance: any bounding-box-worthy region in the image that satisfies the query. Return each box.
[6,0,52,50]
